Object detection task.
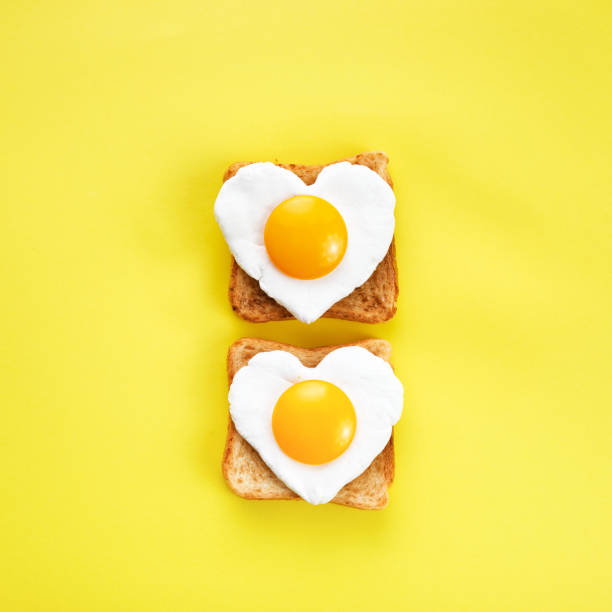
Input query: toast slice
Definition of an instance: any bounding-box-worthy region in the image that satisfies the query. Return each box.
[223,151,398,323]
[222,337,396,509]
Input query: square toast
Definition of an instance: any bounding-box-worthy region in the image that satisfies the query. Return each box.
[223,151,398,323]
[222,337,396,509]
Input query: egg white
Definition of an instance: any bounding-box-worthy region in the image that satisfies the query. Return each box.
[228,347,404,505]
[214,162,396,323]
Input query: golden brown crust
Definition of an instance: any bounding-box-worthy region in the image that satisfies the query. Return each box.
[223,151,399,323]
[222,337,396,510]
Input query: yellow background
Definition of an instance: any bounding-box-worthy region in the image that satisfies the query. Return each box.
[1,1,611,610]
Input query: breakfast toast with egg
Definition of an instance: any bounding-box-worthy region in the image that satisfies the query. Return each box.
[224,151,398,323]
[222,337,396,509]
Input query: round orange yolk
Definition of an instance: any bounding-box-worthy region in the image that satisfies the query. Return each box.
[271,380,356,465]
[264,195,348,280]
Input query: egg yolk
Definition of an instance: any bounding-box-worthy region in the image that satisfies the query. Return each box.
[271,380,356,465]
[264,195,348,280]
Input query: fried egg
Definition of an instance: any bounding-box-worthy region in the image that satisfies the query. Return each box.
[228,347,403,504]
[214,162,396,323]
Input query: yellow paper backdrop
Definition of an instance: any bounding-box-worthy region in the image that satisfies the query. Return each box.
[1,2,610,610]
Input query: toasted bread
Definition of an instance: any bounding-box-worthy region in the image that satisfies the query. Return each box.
[222,337,396,509]
[223,151,398,323]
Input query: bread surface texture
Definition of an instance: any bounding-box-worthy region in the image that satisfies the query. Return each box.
[222,337,396,510]
[223,151,398,323]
